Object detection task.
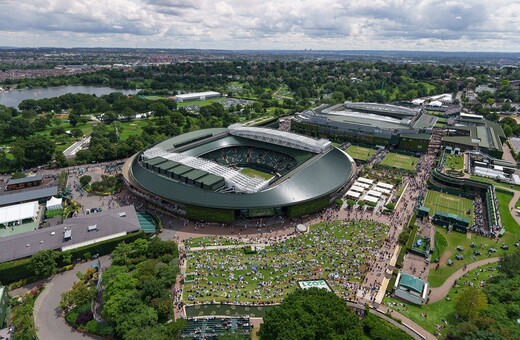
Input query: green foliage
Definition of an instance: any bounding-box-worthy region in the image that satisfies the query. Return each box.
[85,320,116,337]
[148,237,179,259]
[90,174,123,193]
[385,203,396,211]
[10,172,26,179]
[10,293,38,340]
[29,249,59,278]
[60,275,96,312]
[259,288,363,340]
[79,175,92,188]
[186,205,235,223]
[0,258,32,284]
[287,196,330,217]
[335,199,343,206]
[346,199,356,207]
[455,286,488,320]
[362,313,412,340]
[110,238,149,266]
[58,170,68,192]
[498,247,520,278]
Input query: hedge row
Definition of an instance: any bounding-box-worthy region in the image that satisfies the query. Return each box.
[287,196,330,218]
[0,258,32,285]
[186,205,235,224]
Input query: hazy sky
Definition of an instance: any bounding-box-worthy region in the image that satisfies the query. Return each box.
[0,0,519,51]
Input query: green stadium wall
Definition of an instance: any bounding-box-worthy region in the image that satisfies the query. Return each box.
[286,196,331,218]
[186,205,235,223]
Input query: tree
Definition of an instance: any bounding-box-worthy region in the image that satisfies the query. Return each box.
[60,280,96,312]
[54,151,68,168]
[259,288,362,340]
[79,175,92,188]
[11,135,56,168]
[10,172,26,179]
[503,125,513,138]
[455,286,488,320]
[498,249,520,278]
[29,249,58,278]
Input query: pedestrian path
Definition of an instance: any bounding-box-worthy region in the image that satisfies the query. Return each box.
[427,257,500,303]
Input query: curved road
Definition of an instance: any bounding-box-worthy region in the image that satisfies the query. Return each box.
[428,257,500,304]
[34,257,110,340]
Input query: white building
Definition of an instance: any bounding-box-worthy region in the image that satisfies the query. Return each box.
[174,91,221,102]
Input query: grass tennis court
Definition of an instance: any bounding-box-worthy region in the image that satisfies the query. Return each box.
[423,190,473,225]
[444,154,464,170]
[345,145,377,161]
[240,167,273,180]
[380,152,418,172]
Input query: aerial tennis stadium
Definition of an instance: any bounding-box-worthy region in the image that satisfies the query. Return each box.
[123,124,355,223]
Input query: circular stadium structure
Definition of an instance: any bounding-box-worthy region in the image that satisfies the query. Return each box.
[123,124,355,222]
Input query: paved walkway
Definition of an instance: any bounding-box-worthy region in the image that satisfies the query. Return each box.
[189,243,270,251]
[506,189,520,225]
[428,257,500,304]
[33,256,110,340]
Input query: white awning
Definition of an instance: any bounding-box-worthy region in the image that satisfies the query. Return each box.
[373,186,391,194]
[353,182,371,189]
[346,191,361,198]
[366,190,382,197]
[0,201,38,225]
[350,185,365,193]
[376,182,394,189]
[363,195,379,203]
[357,177,374,184]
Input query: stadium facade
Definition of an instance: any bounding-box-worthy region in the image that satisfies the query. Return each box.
[123,125,355,222]
[292,102,438,152]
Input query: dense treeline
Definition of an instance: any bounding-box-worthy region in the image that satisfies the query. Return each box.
[448,250,520,339]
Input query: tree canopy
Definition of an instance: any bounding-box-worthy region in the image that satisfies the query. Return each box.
[259,288,363,340]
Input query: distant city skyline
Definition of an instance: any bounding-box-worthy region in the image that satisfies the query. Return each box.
[0,0,518,52]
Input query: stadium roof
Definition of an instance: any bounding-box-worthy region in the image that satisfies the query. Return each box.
[0,205,141,263]
[7,175,42,186]
[0,201,39,225]
[0,187,58,207]
[343,102,421,117]
[127,130,354,210]
[175,91,220,100]
[228,124,331,154]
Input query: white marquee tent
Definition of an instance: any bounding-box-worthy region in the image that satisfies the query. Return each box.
[46,196,63,211]
[0,201,38,225]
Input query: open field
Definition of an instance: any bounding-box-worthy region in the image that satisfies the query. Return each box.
[345,145,377,161]
[423,190,474,226]
[177,97,225,108]
[380,153,418,172]
[385,262,499,338]
[240,167,273,180]
[444,154,464,170]
[184,220,388,304]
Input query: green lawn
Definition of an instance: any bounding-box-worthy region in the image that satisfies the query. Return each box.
[469,175,520,191]
[240,167,273,180]
[423,190,474,226]
[385,263,499,338]
[495,189,520,237]
[113,119,152,140]
[177,97,225,108]
[431,230,447,260]
[184,220,388,304]
[345,145,377,161]
[380,153,419,172]
[444,154,464,170]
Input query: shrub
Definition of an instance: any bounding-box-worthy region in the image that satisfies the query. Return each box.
[385,203,396,211]
[83,252,92,261]
[85,320,116,337]
[335,199,343,207]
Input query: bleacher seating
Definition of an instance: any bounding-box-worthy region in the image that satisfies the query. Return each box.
[202,146,298,177]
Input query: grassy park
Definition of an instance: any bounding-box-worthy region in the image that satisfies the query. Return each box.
[385,263,499,338]
[380,152,418,172]
[183,220,388,304]
[345,145,377,161]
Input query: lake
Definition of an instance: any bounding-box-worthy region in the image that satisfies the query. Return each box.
[0,85,137,108]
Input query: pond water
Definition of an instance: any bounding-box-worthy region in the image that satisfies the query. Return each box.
[0,85,137,108]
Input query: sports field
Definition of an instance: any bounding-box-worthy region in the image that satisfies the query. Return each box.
[444,154,464,170]
[380,152,418,172]
[240,167,273,180]
[345,145,377,161]
[423,190,473,225]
